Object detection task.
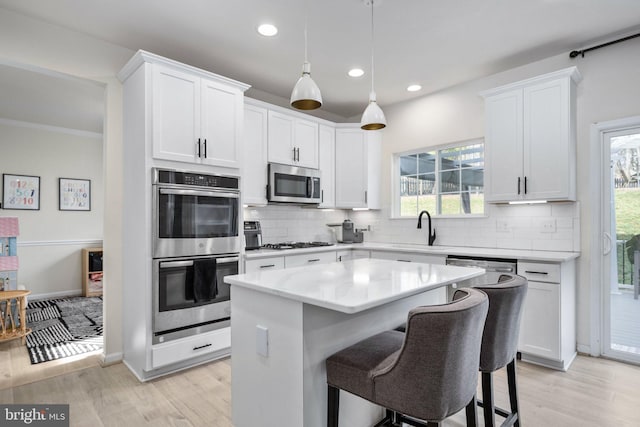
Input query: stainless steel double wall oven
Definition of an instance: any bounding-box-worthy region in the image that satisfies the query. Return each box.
[152,168,240,343]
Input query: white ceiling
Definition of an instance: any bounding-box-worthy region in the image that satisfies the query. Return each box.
[1,0,640,121]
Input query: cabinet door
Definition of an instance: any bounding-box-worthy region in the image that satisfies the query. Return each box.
[337,250,370,261]
[152,65,200,163]
[201,78,242,168]
[484,89,523,202]
[243,104,269,205]
[523,78,572,201]
[365,131,382,210]
[285,251,336,268]
[267,111,295,165]
[294,118,319,168]
[518,280,560,360]
[318,124,335,208]
[335,128,367,208]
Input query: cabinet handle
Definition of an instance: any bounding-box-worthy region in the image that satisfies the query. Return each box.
[524,270,548,275]
[338,255,342,262]
[524,176,528,194]
[197,138,202,158]
[397,259,411,262]
[364,190,368,204]
[321,190,324,204]
[296,147,300,162]
[193,343,212,351]
[203,139,208,158]
[517,177,521,195]
[260,264,275,268]
[308,258,321,263]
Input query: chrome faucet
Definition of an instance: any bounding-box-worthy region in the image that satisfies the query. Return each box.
[417,210,436,246]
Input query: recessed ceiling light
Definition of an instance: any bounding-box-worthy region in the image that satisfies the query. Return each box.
[348,68,365,78]
[257,24,278,37]
[407,84,422,92]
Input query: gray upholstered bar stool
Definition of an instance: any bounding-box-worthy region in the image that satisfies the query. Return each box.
[325,288,489,427]
[474,274,528,427]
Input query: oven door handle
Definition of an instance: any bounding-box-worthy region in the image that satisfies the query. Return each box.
[216,257,240,264]
[160,260,194,268]
[159,188,240,199]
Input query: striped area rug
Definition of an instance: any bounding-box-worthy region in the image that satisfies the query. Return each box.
[25,296,103,364]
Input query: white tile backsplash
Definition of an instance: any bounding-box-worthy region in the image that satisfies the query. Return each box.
[247,201,580,252]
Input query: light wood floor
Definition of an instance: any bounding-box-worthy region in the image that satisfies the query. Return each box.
[1,349,640,426]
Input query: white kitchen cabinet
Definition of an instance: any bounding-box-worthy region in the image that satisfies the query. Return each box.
[285,251,336,268]
[482,67,581,203]
[337,249,370,262]
[318,124,335,208]
[517,260,576,371]
[243,103,268,205]
[152,63,246,168]
[267,110,319,169]
[151,327,230,369]
[370,250,446,265]
[245,256,285,273]
[335,127,381,209]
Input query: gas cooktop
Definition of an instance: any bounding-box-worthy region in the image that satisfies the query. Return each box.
[261,242,334,250]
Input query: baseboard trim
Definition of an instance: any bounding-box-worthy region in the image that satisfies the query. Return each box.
[102,352,123,366]
[28,290,83,301]
[18,239,103,247]
[577,344,593,356]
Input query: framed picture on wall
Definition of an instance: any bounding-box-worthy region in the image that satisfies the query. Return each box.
[59,178,91,211]
[2,173,41,210]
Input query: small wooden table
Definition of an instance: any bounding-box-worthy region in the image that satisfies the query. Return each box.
[0,290,31,344]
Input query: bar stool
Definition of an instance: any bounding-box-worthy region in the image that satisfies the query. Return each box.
[325,288,489,427]
[475,274,528,427]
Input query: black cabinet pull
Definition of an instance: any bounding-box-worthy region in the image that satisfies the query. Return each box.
[260,264,275,268]
[397,259,411,262]
[308,258,321,263]
[524,176,528,194]
[204,139,207,158]
[524,270,548,275]
[517,177,521,195]
[197,138,201,158]
[193,343,212,351]
[321,190,324,203]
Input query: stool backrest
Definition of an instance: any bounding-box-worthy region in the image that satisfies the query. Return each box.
[372,288,489,421]
[475,274,528,372]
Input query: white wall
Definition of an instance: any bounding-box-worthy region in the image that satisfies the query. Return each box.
[0,121,103,296]
[0,8,133,362]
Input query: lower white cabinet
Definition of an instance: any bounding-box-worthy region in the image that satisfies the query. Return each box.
[151,327,230,369]
[517,260,576,371]
[285,251,336,268]
[245,256,285,273]
[371,251,446,265]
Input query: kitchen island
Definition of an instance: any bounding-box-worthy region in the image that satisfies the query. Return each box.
[225,258,484,427]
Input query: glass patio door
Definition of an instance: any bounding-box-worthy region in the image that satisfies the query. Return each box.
[602,127,640,363]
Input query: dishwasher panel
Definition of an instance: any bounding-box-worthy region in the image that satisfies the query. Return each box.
[445,256,517,300]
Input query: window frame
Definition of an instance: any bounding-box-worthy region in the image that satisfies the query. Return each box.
[392,138,486,219]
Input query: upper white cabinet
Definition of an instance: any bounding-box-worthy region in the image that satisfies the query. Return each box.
[318,124,336,208]
[152,62,247,168]
[268,110,319,169]
[243,103,268,205]
[335,127,381,209]
[482,67,581,203]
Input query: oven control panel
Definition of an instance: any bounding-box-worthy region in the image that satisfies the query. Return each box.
[156,169,239,190]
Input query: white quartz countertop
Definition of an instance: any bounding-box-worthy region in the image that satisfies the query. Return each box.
[225,258,484,314]
[244,242,580,262]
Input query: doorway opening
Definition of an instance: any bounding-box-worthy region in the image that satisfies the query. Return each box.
[602,124,640,364]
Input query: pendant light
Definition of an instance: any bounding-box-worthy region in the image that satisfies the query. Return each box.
[360,0,386,130]
[290,0,322,110]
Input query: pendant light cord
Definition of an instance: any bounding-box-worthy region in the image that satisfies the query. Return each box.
[304,0,309,63]
[370,0,375,94]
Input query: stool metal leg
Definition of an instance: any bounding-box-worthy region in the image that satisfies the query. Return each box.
[507,359,521,427]
[328,385,339,427]
[481,372,496,427]
[465,394,478,427]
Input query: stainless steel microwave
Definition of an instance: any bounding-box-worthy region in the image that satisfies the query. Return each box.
[267,163,321,204]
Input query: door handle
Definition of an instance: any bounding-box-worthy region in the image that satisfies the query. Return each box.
[603,232,612,255]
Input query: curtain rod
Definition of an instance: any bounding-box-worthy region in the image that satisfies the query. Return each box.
[570,32,640,58]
